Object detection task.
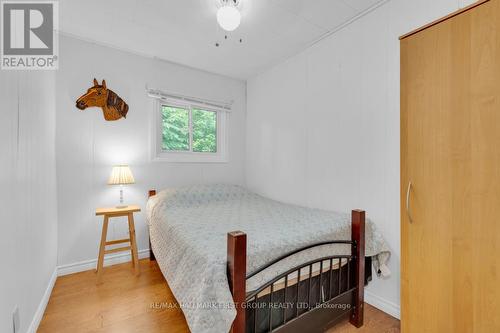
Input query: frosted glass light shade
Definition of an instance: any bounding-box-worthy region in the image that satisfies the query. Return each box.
[217,5,241,31]
[108,165,135,185]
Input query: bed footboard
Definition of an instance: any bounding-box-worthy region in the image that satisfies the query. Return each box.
[228,231,247,333]
[227,210,366,333]
[350,210,365,327]
[148,189,157,261]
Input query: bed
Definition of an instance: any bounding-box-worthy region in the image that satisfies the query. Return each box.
[146,184,390,333]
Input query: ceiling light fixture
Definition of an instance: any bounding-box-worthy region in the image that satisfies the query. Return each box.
[217,0,241,32]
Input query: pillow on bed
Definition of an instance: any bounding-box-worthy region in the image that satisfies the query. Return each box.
[157,184,252,208]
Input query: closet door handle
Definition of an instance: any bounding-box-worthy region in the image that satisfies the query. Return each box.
[406,181,413,223]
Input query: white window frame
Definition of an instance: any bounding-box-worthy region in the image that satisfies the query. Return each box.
[151,99,228,163]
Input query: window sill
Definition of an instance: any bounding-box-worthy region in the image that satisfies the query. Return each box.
[152,151,228,163]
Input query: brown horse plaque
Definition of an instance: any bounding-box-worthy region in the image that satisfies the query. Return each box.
[76,79,129,121]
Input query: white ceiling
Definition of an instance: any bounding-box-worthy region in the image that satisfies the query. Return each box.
[60,0,384,80]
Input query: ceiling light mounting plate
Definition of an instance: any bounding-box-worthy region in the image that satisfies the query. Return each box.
[220,0,240,6]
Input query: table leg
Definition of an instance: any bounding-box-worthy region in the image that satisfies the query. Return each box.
[128,212,140,275]
[96,215,109,283]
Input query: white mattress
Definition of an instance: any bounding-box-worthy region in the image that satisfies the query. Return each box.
[147,184,390,333]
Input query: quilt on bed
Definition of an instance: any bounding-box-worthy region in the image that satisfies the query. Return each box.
[146,184,391,333]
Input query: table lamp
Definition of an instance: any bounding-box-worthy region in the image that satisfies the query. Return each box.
[108,165,135,208]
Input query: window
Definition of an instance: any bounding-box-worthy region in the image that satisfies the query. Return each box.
[153,100,228,162]
[161,106,190,151]
[191,109,217,153]
[161,106,217,153]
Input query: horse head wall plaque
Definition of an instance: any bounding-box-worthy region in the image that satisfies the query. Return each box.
[76,79,129,121]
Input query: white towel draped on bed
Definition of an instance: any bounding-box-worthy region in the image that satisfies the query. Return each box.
[147,184,391,333]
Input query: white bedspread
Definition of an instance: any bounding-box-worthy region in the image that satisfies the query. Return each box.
[146,184,390,333]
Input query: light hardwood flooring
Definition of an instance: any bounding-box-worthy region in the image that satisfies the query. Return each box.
[39,259,400,333]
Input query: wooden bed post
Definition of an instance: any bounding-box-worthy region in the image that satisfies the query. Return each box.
[350,209,365,328]
[148,189,157,261]
[227,231,247,333]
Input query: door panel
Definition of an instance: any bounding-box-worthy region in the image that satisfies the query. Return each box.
[401,1,500,332]
[401,18,454,333]
[468,2,500,331]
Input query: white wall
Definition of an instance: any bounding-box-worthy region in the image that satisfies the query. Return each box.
[0,71,58,332]
[246,0,476,318]
[56,35,247,268]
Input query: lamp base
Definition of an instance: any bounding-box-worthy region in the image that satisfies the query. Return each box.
[115,205,129,209]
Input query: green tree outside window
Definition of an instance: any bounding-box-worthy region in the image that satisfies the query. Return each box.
[161,106,190,151]
[192,109,217,153]
[161,106,217,153]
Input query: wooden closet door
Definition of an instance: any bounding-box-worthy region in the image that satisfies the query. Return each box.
[401,1,500,332]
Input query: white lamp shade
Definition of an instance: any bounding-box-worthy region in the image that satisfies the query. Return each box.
[217,5,241,31]
[108,165,135,185]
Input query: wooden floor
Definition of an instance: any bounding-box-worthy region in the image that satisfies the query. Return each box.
[39,259,400,333]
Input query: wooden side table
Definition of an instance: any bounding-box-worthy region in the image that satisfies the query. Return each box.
[95,205,141,283]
